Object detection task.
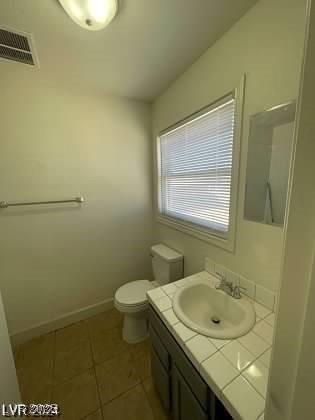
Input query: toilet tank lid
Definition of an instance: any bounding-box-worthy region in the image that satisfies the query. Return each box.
[151,244,183,262]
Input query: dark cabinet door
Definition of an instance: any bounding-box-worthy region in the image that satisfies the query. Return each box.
[172,366,208,420]
[151,347,171,412]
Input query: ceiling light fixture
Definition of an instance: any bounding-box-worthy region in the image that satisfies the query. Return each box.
[58,0,118,31]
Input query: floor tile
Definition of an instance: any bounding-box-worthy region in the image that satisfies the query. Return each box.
[238,331,270,358]
[223,375,265,420]
[18,360,53,404]
[200,352,239,395]
[102,384,154,420]
[254,321,274,345]
[185,335,217,369]
[83,410,103,420]
[91,326,131,364]
[17,357,53,403]
[130,340,151,381]
[15,332,55,370]
[96,352,140,404]
[54,341,93,384]
[52,369,100,420]
[87,309,123,341]
[143,378,169,420]
[129,339,150,357]
[56,321,89,353]
[243,360,269,398]
[221,341,255,372]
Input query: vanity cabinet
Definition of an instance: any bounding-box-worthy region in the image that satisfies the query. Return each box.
[172,366,208,420]
[149,305,232,420]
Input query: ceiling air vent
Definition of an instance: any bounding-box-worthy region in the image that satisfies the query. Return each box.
[0,27,38,67]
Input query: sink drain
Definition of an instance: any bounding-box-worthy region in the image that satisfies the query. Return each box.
[211,316,221,325]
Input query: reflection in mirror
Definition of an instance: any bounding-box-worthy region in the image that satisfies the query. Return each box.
[244,101,296,226]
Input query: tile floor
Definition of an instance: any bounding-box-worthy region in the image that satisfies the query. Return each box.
[14,309,169,420]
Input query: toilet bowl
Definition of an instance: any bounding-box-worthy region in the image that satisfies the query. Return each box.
[114,280,154,343]
[114,244,184,344]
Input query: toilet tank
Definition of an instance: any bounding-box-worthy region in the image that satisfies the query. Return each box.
[151,244,183,286]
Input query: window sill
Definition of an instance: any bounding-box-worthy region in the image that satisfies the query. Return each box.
[156,215,235,253]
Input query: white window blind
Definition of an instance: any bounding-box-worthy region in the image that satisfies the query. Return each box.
[158,95,236,238]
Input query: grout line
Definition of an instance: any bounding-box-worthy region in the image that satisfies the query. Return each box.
[22,310,151,418]
[219,371,242,397]
[81,410,102,420]
[86,317,103,418]
[52,324,93,387]
[101,381,142,409]
[140,381,157,419]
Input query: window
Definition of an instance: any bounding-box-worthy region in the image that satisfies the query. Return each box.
[157,94,237,242]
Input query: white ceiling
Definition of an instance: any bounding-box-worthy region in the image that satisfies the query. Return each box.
[0,0,257,101]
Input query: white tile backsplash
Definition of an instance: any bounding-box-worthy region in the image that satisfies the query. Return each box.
[256,285,275,311]
[205,257,215,275]
[214,263,226,279]
[197,271,219,288]
[226,269,240,286]
[205,259,277,313]
[240,276,256,300]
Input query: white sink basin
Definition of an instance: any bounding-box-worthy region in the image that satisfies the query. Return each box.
[173,278,256,339]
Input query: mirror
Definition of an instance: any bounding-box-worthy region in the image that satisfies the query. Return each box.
[244,101,296,226]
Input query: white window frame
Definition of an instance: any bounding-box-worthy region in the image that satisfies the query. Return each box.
[155,76,245,252]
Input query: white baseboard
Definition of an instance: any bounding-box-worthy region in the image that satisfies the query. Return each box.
[10,298,114,346]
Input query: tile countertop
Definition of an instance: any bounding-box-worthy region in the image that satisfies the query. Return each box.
[147,271,274,420]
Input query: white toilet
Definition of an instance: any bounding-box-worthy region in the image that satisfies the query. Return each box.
[114,244,183,344]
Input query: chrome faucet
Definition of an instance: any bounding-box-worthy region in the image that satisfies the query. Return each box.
[215,274,246,299]
[215,274,234,295]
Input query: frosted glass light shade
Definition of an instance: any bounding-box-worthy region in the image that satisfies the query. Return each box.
[59,0,118,31]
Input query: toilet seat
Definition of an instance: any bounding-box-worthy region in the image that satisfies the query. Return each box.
[115,280,153,309]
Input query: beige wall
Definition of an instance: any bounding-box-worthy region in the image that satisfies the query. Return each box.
[0,67,153,336]
[152,0,307,292]
[266,1,315,417]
